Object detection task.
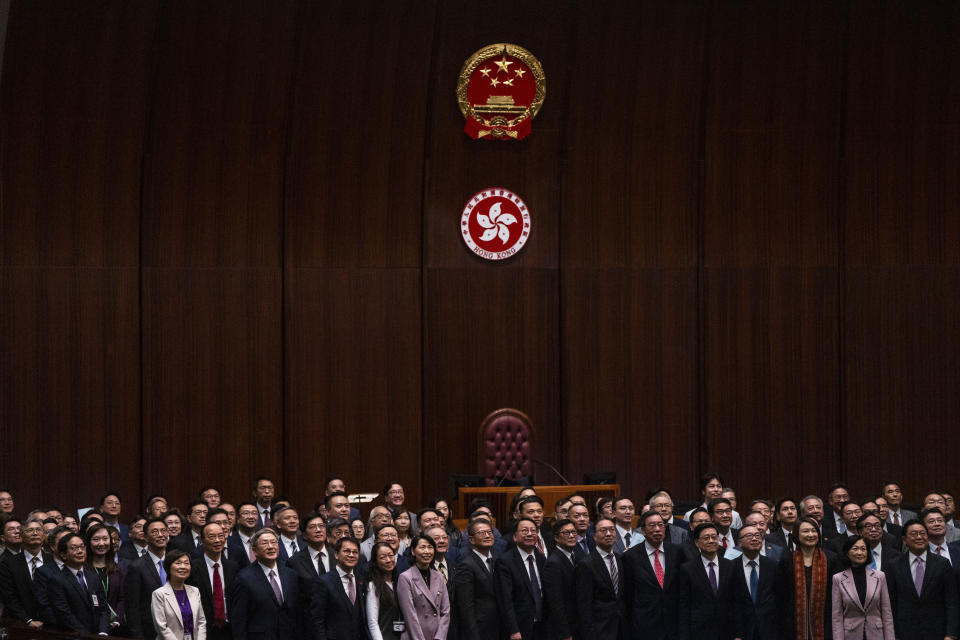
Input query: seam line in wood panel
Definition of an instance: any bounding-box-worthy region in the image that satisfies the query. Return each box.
[695,0,715,485]
[836,0,852,486]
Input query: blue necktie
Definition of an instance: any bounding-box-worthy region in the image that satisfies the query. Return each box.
[869,550,877,570]
[748,561,758,603]
[157,560,167,584]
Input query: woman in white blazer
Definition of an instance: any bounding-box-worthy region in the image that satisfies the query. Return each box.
[151,549,207,640]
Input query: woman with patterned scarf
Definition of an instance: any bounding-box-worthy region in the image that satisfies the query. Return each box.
[777,516,840,640]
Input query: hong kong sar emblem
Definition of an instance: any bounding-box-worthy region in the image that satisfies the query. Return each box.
[457,43,545,140]
[461,188,532,260]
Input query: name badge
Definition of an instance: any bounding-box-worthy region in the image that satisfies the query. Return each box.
[393,621,406,633]
[91,594,99,607]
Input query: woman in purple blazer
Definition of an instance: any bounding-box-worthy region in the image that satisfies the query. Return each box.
[831,535,894,640]
[397,534,450,640]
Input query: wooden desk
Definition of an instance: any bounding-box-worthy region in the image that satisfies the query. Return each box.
[456,484,620,529]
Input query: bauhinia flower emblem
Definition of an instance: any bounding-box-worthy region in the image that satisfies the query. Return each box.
[476,202,518,245]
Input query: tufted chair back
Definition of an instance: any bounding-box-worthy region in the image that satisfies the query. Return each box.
[480,408,533,486]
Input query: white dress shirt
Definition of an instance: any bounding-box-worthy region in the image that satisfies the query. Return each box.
[204,554,229,618]
[259,562,283,600]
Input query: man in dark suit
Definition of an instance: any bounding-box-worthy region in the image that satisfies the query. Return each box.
[310,536,365,640]
[252,476,277,530]
[33,524,72,627]
[496,517,548,640]
[886,519,959,640]
[543,518,581,640]
[648,490,690,545]
[99,492,129,542]
[855,511,900,573]
[824,502,864,556]
[576,517,623,640]
[730,525,779,640]
[676,522,739,640]
[621,511,684,640]
[232,527,302,640]
[568,503,595,556]
[187,521,237,640]
[454,517,499,640]
[124,516,170,639]
[48,532,109,634]
[229,502,260,569]
[288,512,335,580]
[708,498,738,552]
[118,515,149,562]
[766,498,798,551]
[862,498,903,550]
[323,476,361,521]
[739,512,784,562]
[821,483,851,541]
[273,506,305,563]
[612,497,642,554]
[171,499,208,554]
[0,518,52,628]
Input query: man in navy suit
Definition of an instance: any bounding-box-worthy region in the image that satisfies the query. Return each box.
[454,517,499,640]
[542,518,581,640]
[99,492,129,542]
[273,506,305,563]
[187,521,237,640]
[253,476,277,530]
[730,525,779,640]
[569,503,595,556]
[124,516,169,639]
[48,532,109,634]
[118,515,149,562]
[228,502,260,569]
[232,527,302,640]
[0,518,53,628]
[324,476,361,521]
[311,536,365,640]
[621,511,683,640]
[886,519,959,640]
[677,522,740,640]
[496,517,548,640]
[612,497,642,554]
[739,512,784,562]
[576,517,624,640]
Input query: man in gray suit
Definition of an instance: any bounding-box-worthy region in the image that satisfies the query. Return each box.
[882,480,917,527]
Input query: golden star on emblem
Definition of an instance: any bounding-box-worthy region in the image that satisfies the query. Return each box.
[480,67,491,77]
[514,68,525,78]
[494,56,513,73]
[490,78,500,87]
[503,78,514,86]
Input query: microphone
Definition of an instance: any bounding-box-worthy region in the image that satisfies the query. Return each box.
[531,457,572,485]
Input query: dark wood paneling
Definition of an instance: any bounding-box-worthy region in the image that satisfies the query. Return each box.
[284,1,435,269]
[141,0,296,268]
[0,268,140,511]
[0,2,154,268]
[422,268,560,499]
[141,269,283,508]
[702,2,846,501]
[843,1,960,498]
[560,1,706,502]
[284,269,422,508]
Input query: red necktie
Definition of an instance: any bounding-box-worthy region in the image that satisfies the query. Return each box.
[894,512,900,526]
[212,562,226,627]
[653,549,664,587]
[936,545,943,556]
[248,540,256,563]
[721,536,728,549]
[535,536,544,555]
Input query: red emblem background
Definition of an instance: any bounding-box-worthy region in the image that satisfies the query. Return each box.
[461,189,532,260]
[457,44,545,140]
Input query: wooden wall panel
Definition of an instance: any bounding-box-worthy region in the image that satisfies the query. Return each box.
[284,270,422,508]
[282,2,434,506]
[141,269,283,507]
[702,2,846,500]
[421,0,571,502]
[0,2,151,510]
[560,1,705,502]
[0,269,140,511]
[139,1,291,507]
[843,1,960,498]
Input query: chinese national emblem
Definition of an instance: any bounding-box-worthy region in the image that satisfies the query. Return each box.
[461,188,532,260]
[457,43,545,140]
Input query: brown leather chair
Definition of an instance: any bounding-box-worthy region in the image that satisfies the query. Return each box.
[479,408,533,486]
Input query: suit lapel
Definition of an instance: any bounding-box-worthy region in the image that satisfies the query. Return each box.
[838,573,865,612]
[164,587,185,628]
[863,570,880,611]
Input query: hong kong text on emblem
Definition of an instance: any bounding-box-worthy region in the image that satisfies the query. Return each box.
[461,188,532,260]
[457,43,545,140]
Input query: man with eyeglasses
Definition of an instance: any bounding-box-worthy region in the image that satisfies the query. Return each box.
[576,517,625,640]
[228,502,260,570]
[454,517,499,640]
[855,512,900,573]
[739,512,783,562]
[124,516,169,639]
[0,518,52,627]
[311,536,365,640]
[677,522,740,640]
[496,517,549,640]
[730,525,778,640]
[48,532,110,634]
[885,518,959,640]
[708,498,737,554]
[188,521,237,640]
[921,508,958,567]
[622,511,683,639]
[233,528,303,639]
[923,494,960,543]
[543,519,581,640]
[825,502,864,556]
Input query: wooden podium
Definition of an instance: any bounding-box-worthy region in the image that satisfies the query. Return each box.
[455,484,620,529]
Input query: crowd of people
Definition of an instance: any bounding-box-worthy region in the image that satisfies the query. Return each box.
[0,474,957,640]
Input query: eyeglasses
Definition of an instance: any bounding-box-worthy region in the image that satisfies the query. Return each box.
[594,527,616,534]
[859,523,883,530]
[557,529,578,536]
[905,530,928,539]
[739,533,763,539]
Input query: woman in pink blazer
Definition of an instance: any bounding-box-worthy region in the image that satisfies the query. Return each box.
[397,534,450,640]
[831,535,894,640]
